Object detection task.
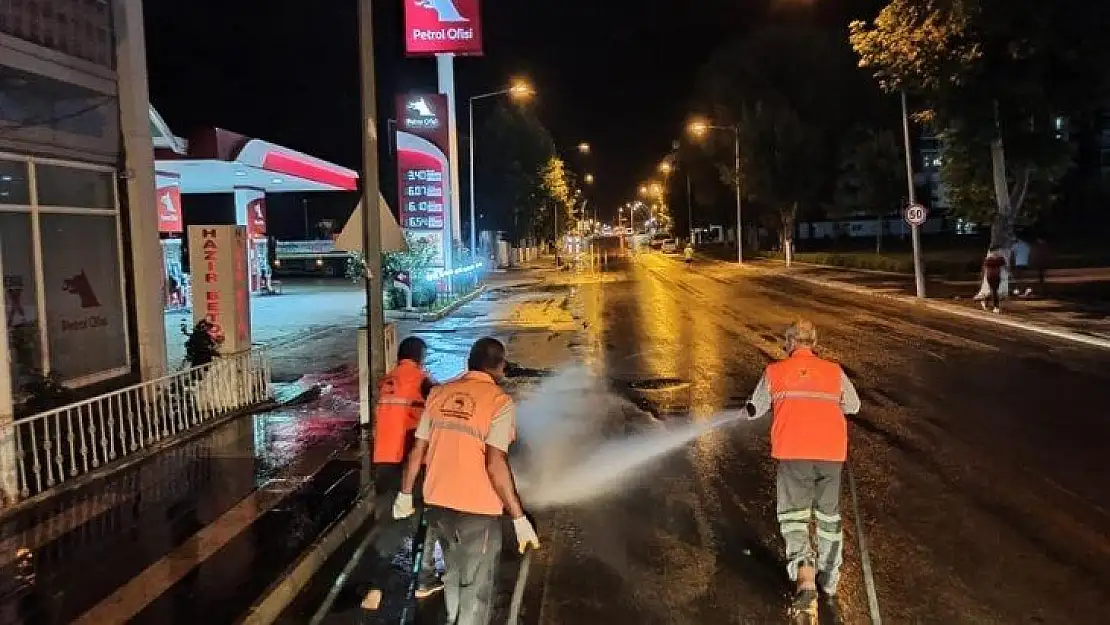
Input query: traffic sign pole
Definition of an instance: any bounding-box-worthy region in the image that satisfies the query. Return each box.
[901,89,927,298]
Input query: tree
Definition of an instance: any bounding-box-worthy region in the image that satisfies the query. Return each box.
[834,126,905,252]
[536,156,575,240]
[850,0,1110,252]
[475,104,559,243]
[699,20,875,256]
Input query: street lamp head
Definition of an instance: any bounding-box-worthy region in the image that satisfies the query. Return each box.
[687,117,710,139]
[578,142,591,155]
[658,160,673,175]
[509,79,535,100]
[650,182,663,197]
[638,185,649,197]
[584,173,595,185]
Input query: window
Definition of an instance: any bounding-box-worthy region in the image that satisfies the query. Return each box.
[39,212,127,379]
[35,163,114,208]
[0,159,31,205]
[1,211,40,384]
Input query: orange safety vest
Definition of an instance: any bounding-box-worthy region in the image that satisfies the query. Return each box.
[373,359,428,464]
[421,371,512,516]
[765,349,849,462]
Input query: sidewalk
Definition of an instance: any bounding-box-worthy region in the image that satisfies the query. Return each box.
[0,266,575,625]
[752,260,1110,346]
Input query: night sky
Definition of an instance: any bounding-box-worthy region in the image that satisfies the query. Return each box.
[144,0,878,235]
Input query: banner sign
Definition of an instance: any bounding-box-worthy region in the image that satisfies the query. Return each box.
[404,0,483,57]
[188,226,252,354]
[157,184,183,234]
[396,93,451,268]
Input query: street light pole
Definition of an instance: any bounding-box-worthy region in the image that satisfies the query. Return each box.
[901,89,927,298]
[686,173,693,245]
[357,0,385,415]
[468,95,478,255]
[733,125,743,264]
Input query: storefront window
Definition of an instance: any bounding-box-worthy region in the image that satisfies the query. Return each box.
[0,212,41,385]
[0,160,31,205]
[35,164,114,209]
[39,213,127,380]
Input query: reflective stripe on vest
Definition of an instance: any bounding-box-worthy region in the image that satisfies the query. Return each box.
[378,397,425,408]
[771,390,841,403]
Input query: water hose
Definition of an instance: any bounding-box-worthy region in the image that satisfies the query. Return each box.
[846,462,882,624]
[506,548,534,625]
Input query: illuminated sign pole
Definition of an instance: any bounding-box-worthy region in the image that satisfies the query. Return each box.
[405,0,484,293]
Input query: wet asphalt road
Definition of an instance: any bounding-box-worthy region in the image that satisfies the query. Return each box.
[519,253,1110,624]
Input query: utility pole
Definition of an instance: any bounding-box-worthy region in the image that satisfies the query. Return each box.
[734,126,743,264]
[686,173,693,245]
[357,0,386,410]
[901,89,927,298]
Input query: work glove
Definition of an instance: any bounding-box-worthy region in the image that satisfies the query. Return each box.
[511,516,541,553]
[392,492,415,519]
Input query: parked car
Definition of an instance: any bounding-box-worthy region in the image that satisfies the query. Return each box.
[661,239,677,253]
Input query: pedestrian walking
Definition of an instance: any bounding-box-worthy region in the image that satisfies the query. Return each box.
[360,337,443,611]
[977,247,1009,314]
[394,337,540,625]
[744,320,861,623]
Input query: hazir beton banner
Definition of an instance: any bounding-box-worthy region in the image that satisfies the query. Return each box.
[404,0,483,56]
[188,226,253,355]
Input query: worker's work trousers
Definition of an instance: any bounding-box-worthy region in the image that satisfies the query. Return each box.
[428,507,502,625]
[776,459,845,595]
[370,464,438,586]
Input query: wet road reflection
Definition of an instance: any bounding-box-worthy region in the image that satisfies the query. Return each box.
[526,253,1110,624]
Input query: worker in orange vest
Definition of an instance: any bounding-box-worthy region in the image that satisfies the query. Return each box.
[744,319,861,622]
[362,336,442,609]
[394,337,539,625]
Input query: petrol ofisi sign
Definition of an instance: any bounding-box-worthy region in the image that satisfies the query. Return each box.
[396,93,452,267]
[404,0,483,56]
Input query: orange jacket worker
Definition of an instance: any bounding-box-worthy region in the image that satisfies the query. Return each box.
[394,337,539,625]
[373,336,436,466]
[745,319,861,622]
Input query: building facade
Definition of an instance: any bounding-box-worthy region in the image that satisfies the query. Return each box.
[1,0,164,403]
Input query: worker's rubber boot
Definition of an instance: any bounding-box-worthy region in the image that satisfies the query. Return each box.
[789,565,819,624]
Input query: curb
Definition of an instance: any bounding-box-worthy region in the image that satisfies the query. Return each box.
[387,284,489,322]
[238,487,377,625]
[757,265,1110,351]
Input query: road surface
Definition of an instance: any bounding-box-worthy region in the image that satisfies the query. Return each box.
[268,253,1110,624]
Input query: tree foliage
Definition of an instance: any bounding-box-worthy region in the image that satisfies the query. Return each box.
[850,0,1110,247]
[700,20,880,241]
[475,104,560,242]
[834,126,905,219]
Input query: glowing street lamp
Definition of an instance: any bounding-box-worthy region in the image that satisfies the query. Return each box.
[469,78,537,251]
[687,116,743,264]
[578,142,591,155]
[584,173,595,185]
[658,160,673,176]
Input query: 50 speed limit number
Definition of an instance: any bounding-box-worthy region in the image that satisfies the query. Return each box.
[904,203,928,227]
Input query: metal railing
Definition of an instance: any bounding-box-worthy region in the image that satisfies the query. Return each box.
[1,348,272,502]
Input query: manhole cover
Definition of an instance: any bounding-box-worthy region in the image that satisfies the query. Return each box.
[626,378,690,391]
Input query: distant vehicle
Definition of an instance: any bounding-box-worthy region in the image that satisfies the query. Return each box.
[661,239,677,253]
[649,233,670,249]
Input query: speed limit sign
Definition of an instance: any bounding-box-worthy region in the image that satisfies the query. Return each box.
[904,203,928,227]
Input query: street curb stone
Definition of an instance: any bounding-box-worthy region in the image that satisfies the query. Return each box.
[385,284,489,322]
[238,486,377,625]
[746,263,1110,351]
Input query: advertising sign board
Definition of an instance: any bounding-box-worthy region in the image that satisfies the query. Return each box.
[404,0,483,56]
[396,93,452,268]
[188,226,252,354]
[157,184,183,234]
